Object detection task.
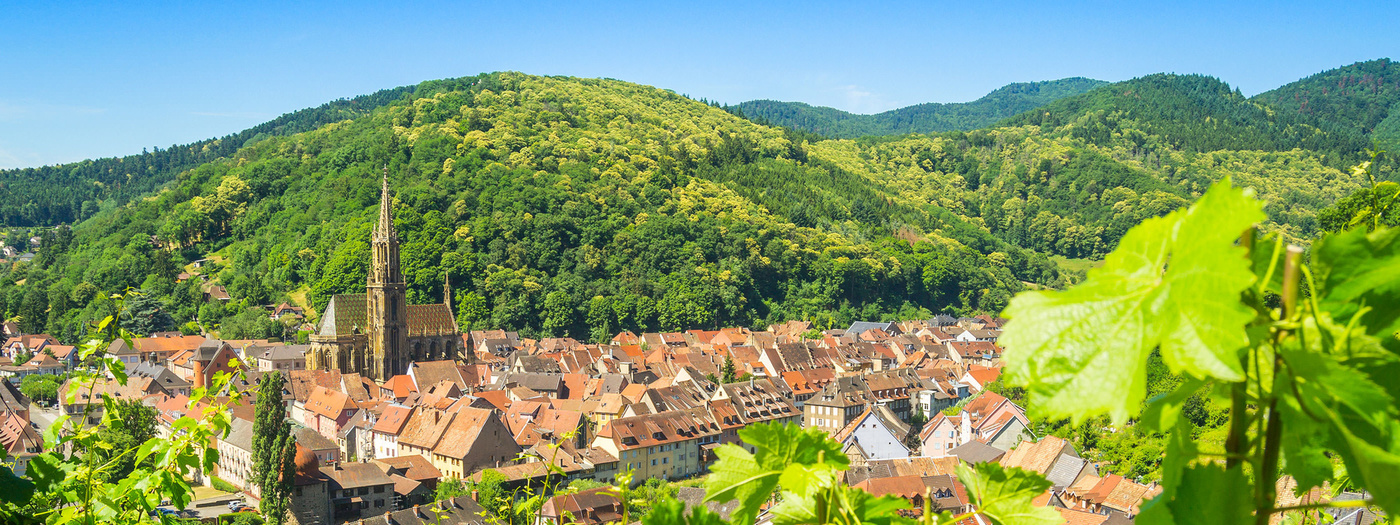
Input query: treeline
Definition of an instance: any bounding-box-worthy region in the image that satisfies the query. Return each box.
[735,77,1106,139]
[3,72,1049,345]
[999,73,1371,165]
[0,83,422,227]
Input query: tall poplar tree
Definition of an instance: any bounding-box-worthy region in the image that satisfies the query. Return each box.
[251,371,296,525]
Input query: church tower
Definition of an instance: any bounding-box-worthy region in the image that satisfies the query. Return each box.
[366,169,410,381]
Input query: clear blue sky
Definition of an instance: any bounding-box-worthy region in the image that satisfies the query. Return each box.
[2,0,1397,169]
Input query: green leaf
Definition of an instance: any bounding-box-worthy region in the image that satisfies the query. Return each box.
[1327,414,1400,515]
[1313,226,1400,352]
[704,422,848,525]
[956,462,1059,525]
[640,499,727,525]
[0,464,34,505]
[1138,464,1253,525]
[1001,178,1265,423]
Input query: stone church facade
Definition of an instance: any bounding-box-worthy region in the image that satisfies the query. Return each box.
[305,173,462,382]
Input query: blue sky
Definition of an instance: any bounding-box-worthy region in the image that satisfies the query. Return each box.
[1,1,1397,169]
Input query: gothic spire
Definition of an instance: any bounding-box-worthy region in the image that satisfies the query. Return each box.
[375,166,395,241]
[443,273,453,312]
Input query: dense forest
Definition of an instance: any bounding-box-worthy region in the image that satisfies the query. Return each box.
[0,61,1395,344]
[2,73,1050,344]
[736,78,1106,138]
[0,85,416,226]
[1253,58,1400,149]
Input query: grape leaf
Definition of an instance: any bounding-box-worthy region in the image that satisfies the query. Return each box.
[1001,179,1265,423]
[1313,226,1400,352]
[704,422,848,525]
[956,462,1059,525]
[769,469,913,525]
[1138,464,1253,525]
[641,499,727,525]
[1327,415,1400,515]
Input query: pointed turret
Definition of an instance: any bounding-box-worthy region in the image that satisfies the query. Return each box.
[443,273,453,312]
[374,166,395,241]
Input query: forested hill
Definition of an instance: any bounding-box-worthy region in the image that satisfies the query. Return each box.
[16,72,1055,345]
[0,84,417,227]
[1252,58,1400,151]
[997,73,1369,161]
[3,66,1389,345]
[735,77,1106,138]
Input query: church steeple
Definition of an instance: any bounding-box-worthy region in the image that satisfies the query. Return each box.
[366,165,408,381]
[374,166,396,243]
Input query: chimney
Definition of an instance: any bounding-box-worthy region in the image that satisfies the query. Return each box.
[471,489,479,502]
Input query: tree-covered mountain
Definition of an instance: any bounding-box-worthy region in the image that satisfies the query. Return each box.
[0,85,415,227]
[2,63,1393,344]
[12,72,1056,345]
[998,73,1369,161]
[1252,58,1400,151]
[735,78,1106,138]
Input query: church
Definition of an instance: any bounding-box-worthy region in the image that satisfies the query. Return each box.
[305,173,463,382]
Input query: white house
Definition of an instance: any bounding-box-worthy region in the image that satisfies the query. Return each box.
[833,405,912,462]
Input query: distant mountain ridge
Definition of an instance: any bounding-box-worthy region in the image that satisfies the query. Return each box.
[1251,58,1400,151]
[736,77,1107,138]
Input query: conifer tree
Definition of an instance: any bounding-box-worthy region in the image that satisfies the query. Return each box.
[251,371,296,525]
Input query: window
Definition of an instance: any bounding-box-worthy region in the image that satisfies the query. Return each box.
[374,485,385,493]
[651,459,657,466]
[375,500,385,508]
[662,457,668,464]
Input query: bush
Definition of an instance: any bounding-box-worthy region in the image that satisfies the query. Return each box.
[210,476,239,494]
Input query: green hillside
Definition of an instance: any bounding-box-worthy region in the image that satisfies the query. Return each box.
[998,73,1368,159]
[11,72,1049,344]
[800,74,1376,258]
[1252,58,1400,152]
[0,86,416,227]
[2,66,1390,344]
[735,78,1106,138]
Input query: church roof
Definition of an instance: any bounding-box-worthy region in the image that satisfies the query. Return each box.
[407,304,456,336]
[319,294,368,337]
[318,295,456,337]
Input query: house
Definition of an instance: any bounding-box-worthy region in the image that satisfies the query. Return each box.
[106,335,205,366]
[303,386,360,442]
[250,344,309,372]
[1060,472,1161,518]
[371,405,415,459]
[130,362,192,398]
[946,441,1006,466]
[539,486,625,525]
[296,426,342,467]
[59,378,163,425]
[271,302,307,321]
[1,334,57,359]
[322,462,397,521]
[172,338,242,389]
[396,407,521,479]
[803,375,875,435]
[0,352,65,380]
[591,408,722,484]
[216,418,256,494]
[369,454,441,509]
[919,391,1031,456]
[360,496,488,525]
[0,411,41,477]
[833,405,912,463]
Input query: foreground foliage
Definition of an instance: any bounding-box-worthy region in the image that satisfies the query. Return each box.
[1002,174,1400,523]
[0,295,247,524]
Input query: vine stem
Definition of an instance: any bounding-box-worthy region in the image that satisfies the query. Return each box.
[1226,229,1255,470]
[1256,245,1304,525]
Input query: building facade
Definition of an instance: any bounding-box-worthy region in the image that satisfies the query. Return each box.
[306,173,462,382]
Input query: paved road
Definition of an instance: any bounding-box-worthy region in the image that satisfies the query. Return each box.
[159,493,249,521]
[28,403,59,433]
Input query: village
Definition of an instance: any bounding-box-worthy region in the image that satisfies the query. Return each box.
[0,313,1166,525]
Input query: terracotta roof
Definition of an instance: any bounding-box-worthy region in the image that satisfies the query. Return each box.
[372,454,442,482]
[397,408,456,450]
[1057,507,1111,525]
[599,408,720,451]
[305,386,358,420]
[372,405,415,435]
[854,475,926,499]
[432,408,497,459]
[1001,436,1071,475]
